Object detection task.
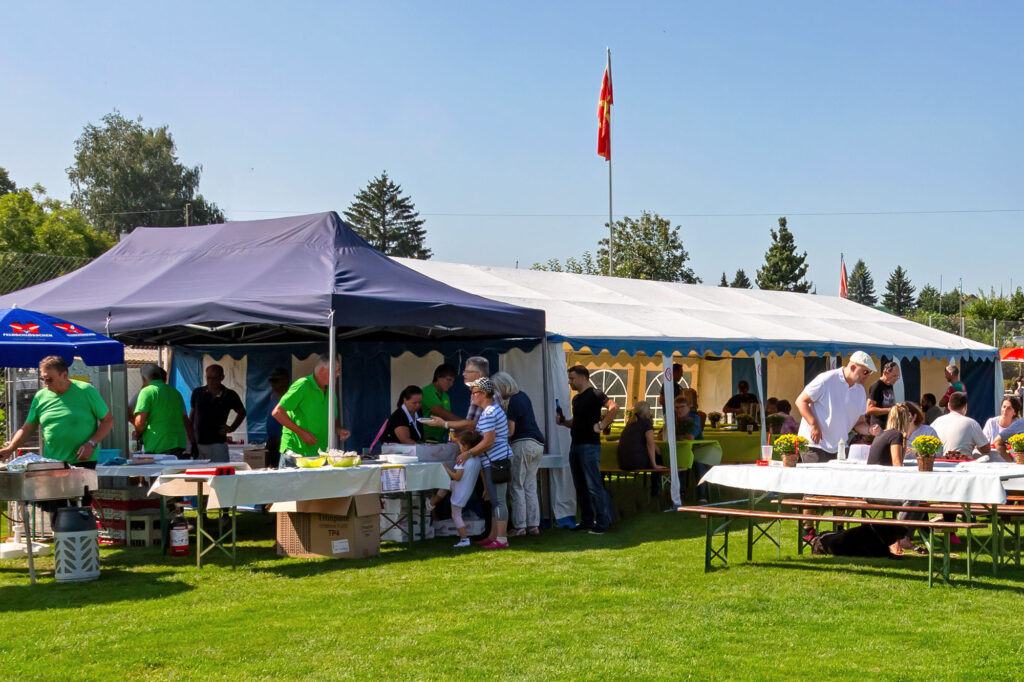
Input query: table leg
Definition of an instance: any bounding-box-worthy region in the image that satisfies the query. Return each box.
[990,504,999,577]
[407,491,414,547]
[419,493,426,542]
[22,501,35,586]
[196,482,204,569]
[160,495,167,555]
[231,506,237,569]
[746,491,755,561]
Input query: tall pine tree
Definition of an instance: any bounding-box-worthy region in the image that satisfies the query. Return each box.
[755,217,811,292]
[344,171,431,259]
[730,268,753,289]
[846,259,877,306]
[719,272,729,287]
[882,266,916,315]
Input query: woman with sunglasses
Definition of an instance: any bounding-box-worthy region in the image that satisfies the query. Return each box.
[458,377,512,549]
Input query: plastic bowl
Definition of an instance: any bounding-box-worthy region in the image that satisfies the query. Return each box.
[328,454,361,468]
[294,455,326,468]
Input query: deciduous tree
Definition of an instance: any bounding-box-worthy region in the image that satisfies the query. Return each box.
[67,110,224,235]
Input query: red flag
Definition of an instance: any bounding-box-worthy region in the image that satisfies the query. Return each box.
[597,60,613,160]
[839,256,849,299]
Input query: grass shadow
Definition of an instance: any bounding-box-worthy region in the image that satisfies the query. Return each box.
[0,569,193,612]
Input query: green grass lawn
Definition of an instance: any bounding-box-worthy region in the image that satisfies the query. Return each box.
[3,508,1024,681]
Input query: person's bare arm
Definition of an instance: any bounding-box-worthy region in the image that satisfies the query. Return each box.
[598,399,619,432]
[77,412,115,461]
[645,430,666,469]
[852,415,877,436]
[428,404,461,422]
[134,412,149,433]
[995,438,1010,462]
[865,398,890,419]
[0,422,39,460]
[890,443,903,467]
[182,411,195,445]
[272,404,317,446]
[393,425,416,444]
[795,390,820,444]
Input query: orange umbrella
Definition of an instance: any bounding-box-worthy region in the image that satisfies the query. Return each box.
[1000,348,1024,361]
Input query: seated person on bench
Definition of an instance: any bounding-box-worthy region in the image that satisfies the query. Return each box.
[617,401,667,496]
[867,403,924,555]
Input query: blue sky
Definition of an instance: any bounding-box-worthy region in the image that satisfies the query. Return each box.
[4,2,1022,296]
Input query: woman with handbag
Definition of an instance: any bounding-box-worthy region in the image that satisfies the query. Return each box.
[458,377,512,549]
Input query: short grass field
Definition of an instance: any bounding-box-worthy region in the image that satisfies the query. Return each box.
[3,506,1024,681]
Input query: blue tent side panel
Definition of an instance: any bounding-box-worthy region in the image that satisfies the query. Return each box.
[962,358,995,425]
[900,357,921,403]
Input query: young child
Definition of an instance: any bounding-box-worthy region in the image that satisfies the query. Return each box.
[444,430,483,548]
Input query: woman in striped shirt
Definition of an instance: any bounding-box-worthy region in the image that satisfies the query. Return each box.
[458,377,512,549]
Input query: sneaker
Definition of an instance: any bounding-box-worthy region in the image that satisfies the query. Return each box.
[589,528,606,535]
[570,523,592,532]
[474,537,494,545]
[950,533,962,546]
[453,538,470,548]
[527,526,540,535]
[508,527,527,537]
[483,540,509,550]
[425,499,435,514]
[698,498,709,504]
[802,528,816,543]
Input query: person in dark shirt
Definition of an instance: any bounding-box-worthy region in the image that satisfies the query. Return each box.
[382,385,425,444]
[557,365,618,534]
[658,363,684,409]
[866,403,920,554]
[189,364,246,462]
[722,381,759,414]
[491,371,545,536]
[866,361,900,430]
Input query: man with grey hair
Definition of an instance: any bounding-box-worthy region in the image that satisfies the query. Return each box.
[190,363,246,462]
[424,355,490,434]
[272,354,350,466]
[134,363,193,456]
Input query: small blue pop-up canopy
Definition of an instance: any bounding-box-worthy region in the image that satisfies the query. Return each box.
[0,307,124,367]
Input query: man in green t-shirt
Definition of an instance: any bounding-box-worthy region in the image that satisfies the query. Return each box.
[420,363,459,442]
[0,355,114,465]
[271,354,351,465]
[134,363,194,455]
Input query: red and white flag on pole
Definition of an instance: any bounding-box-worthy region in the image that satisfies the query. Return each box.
[597,56,613,160]
[839,255,849,299]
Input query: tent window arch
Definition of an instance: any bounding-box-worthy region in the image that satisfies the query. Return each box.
[645,372,690,424]
[589,369,627,423]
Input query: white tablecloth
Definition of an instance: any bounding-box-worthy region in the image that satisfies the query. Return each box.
[97,460,217,479]
[148,462,449,508]
[701,462,1018,505]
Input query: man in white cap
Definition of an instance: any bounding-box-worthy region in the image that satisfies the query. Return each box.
[795,350,880,464]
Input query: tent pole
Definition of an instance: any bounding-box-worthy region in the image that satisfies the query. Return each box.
[327,310,337,451]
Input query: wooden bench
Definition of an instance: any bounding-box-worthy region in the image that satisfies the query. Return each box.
[781,498,1024,569]
[676,505,988,586]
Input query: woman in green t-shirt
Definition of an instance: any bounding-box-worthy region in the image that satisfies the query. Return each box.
[0,355,114,465]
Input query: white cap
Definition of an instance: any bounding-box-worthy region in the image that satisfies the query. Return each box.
[847,350,877,372]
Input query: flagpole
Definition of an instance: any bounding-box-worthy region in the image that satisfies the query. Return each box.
[606,47,613,277]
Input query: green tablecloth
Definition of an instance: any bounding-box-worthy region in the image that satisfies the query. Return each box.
[702,429,762,462]
[600,439,722,470]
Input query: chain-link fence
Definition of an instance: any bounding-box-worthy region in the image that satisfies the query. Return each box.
[0,251,92,296]
[914,314,1024,348]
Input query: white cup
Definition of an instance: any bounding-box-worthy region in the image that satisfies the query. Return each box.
[760,445,773,462]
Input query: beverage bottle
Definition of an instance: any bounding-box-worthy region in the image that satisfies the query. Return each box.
[838,438,846,460]
[555,399,565,423]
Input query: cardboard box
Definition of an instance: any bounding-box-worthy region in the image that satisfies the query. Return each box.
[273,494,381,559]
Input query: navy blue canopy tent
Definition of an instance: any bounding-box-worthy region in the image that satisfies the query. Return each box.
[0,307,124,366]
[0,212,545,450]
[0,212,544,345]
